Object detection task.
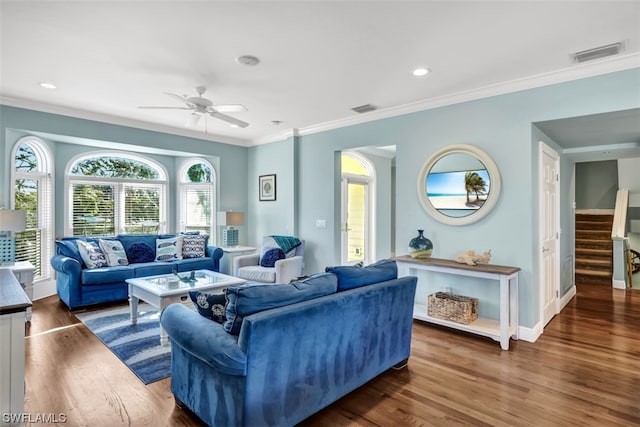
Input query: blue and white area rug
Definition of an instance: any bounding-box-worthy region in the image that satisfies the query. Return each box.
[76,303,170,384]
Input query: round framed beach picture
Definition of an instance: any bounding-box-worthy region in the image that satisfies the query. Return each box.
[417,144,501,226]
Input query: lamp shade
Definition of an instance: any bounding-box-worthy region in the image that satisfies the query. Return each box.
[217,211,245,227]
[0,209,26,232]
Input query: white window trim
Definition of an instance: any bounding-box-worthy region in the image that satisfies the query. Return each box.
[177,158,217,241]
[10,136,54,281]
[64,151,168,236]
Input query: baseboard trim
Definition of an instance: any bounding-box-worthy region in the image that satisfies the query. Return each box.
[33,279,56,301]
[612,279,626,289]
[518,285,577,344]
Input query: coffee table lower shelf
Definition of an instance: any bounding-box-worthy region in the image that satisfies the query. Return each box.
[413,303,517,348]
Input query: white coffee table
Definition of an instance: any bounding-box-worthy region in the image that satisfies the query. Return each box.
[126,269,245,346]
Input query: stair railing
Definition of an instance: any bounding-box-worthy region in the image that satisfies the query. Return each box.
[611,189,629,289]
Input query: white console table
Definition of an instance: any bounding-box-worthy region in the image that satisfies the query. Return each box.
[0,261,35,321]
[395,255,520,350]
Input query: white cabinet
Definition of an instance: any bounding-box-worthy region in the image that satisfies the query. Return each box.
[0,262,35,321]
[0,269,31,424]
[396,255,520,350]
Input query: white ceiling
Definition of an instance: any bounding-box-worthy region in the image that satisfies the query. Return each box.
[1,1,639,146]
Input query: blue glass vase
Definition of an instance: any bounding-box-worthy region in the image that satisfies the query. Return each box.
[409,229,433,258]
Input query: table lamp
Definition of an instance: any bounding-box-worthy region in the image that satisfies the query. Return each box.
[0,209,26,265]
[217,211,244,247]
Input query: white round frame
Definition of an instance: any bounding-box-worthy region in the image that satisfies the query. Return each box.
[417,144,501,226]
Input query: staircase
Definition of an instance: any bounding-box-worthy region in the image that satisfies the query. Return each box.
[575,213,613,285]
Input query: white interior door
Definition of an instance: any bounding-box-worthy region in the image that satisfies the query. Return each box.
[540,142,560,326]
[341,178,369,265]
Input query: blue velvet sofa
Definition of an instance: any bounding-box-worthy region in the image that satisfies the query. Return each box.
[51,234,223,310]
[161,259,417,427]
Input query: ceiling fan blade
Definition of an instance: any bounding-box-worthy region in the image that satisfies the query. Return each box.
[163,92,194,106]
[138,106,191,109]
[209,111,249,128]
[186,113,201,128]
[213,104,247,113]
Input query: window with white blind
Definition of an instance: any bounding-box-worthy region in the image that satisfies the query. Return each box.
[178,160,216,239]
[66,153,167,236]
[12,137,54,280]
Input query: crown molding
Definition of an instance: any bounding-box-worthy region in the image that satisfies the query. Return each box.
[253,128,300,146]
[0,96,252,147]
[2,52,638,148]
[297,53,640,140]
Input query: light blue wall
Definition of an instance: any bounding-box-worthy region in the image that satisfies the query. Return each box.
[246,136,297,245]
[0,105,249,244]
[261,68,640,329]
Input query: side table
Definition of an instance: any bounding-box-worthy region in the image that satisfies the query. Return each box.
[0,261,36,321]
[220,246,256,275]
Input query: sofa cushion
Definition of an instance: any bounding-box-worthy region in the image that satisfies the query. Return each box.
[81,265,134,285]
[77,240,109,269]
[182,235,206,258]
[260,248,285,267]
[99,239,129,266]
[126,242,155,263]
[224,272,338,335]
[189,291,227,324]
[325,259,398,291]
[55,240,83,263]
[132,262,175,277]
[175,257,211,272]
[155,236,183,262]
[235,266,277,283]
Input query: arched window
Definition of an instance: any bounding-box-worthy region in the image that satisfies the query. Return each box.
[11,137,54,280]
[66,152,167,236]
[341,152,376,265]
[178,159,216,239]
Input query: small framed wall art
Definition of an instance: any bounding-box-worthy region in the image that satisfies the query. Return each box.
[259,174,276,201]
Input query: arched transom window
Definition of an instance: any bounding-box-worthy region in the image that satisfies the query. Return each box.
[66,152,167,236]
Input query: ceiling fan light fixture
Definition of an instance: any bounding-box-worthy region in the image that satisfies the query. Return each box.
[236,55,260,66]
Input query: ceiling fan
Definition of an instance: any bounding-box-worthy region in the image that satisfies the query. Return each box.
[139,86,249,129]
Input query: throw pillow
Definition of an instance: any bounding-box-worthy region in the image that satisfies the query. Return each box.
[325,258,398,292]
[126,242,155,263]
[189,291,227,324]
[224,272,338,335]
[182,235,206,259]
[155,236,183,262]
[260,248,285,267]
[55,240,83,263]
[76,240,108,269]
[98,239,129,266]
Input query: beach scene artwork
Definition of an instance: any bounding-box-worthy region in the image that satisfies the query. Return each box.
[426,169,490,211]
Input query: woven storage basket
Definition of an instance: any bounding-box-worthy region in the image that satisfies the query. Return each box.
[427,292,478,324]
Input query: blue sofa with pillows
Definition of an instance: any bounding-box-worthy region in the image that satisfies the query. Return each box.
[51,233,223,310]
[160,259,417,427]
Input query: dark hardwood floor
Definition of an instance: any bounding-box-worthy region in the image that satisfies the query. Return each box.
[24,283,640,426]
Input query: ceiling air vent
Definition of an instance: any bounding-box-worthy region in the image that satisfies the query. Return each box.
[572,42,624,63]
[351,104,377,114]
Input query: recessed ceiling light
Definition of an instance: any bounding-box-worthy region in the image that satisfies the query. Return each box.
[229,124,240,128]
[412,68,430,77]
[271,120,283,125]
[39,82,57,89]
[236,55,260,66]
